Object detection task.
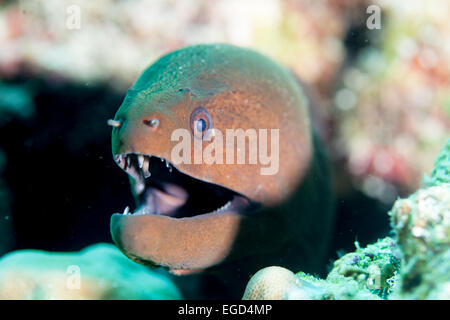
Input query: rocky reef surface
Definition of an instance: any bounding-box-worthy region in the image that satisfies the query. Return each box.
[243,139,450,300]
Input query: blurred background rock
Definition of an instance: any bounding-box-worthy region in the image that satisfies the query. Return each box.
[0,0,448,263]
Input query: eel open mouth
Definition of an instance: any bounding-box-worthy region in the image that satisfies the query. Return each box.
[113,153,257,219]
[111,153,261,271]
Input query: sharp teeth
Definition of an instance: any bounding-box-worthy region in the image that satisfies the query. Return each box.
[138,155,144,168]
[126,156,131,168]
[116,154,124,168]
[212,201,232,214]
[142,156,151,178]
[165,159,172,173]
[123,206,130,215]
[122,155,128,170]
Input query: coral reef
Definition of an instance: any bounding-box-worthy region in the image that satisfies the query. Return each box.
[243,139,450,300]
[242,266,308,300]
[389,139,450,299]
[325,237,400,299]
[243,238,400,300]
[0,0,367,93]
[0,243,182,299]
[335,0,450,200]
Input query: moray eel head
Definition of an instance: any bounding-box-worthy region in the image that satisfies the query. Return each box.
[110,44,312,273]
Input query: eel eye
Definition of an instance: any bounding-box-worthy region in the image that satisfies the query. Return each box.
[190,107,212,139]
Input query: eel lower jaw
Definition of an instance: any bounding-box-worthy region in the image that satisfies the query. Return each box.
[110,152,259,271]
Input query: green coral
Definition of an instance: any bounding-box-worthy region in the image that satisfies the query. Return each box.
[244,139,450,300]
[319,139,450,300]
[424,138,450,186]
[389,154,450,299]
[292,238,400,300]
[326,238,401,299]
[0,243,182,300]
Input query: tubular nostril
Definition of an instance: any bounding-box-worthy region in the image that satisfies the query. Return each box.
[107,119,122,128]
[143,118,159,129]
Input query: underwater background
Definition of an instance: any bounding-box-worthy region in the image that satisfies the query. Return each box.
[0,0,449,299]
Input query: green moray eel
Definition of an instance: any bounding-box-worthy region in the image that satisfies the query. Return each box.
[110,44,334,297]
